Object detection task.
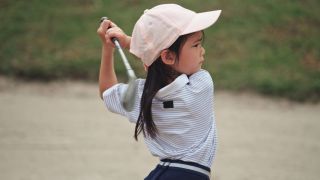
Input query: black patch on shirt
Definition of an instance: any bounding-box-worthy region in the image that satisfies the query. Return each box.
[163,101,174,108]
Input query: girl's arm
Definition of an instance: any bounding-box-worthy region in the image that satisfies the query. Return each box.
[98,45,117,99]
[97,20,131,99]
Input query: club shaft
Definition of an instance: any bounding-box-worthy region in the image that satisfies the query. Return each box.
[112,38,136,80]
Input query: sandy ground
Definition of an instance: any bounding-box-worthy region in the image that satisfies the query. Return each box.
[0,77,319,180]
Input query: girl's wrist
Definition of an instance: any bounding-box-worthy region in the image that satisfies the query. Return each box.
[102,43,114,51]
[125,36,131,49]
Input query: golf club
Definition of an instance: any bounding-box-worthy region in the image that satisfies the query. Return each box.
[100,17,137,112]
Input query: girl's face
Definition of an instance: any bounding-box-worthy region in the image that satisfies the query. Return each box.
[173,31,205,75]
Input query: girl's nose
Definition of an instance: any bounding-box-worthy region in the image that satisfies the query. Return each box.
[201,47,205,56]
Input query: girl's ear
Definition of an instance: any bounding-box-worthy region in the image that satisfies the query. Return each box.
[160,50,176,65]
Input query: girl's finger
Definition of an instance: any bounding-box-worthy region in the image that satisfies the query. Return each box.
[109,21,117,28]
[100,18,117,29]
[106,28,122,41]
[105,36,115,47]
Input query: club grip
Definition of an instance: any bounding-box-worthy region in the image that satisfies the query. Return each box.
[111,37,117,44]
[100,17,118,45]
[100,16,108,23]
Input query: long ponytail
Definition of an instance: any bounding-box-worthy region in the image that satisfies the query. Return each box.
[134,34,190,140]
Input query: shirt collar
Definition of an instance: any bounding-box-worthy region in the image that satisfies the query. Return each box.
[155,74,189,98]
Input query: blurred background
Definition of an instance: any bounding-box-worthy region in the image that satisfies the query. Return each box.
[0,0,319,180]
[0,0,319,101]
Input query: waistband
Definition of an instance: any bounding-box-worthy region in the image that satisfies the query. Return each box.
[159,159,211,177]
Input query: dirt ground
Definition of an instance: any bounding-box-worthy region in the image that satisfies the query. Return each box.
[0,77,319,180]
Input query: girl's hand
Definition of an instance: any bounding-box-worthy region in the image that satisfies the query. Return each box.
[97,19,131,49]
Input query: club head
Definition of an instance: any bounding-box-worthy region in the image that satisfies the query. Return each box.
[121,77,138,112]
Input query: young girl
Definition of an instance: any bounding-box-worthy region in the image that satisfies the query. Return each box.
[97,4,221,180]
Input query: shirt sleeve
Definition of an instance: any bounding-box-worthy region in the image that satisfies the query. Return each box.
[102,80,142,123]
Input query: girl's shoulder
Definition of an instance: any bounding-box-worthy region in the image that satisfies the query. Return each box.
[189,69,213,87]
[190,69,211,78]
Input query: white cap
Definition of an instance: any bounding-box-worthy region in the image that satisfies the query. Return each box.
[129,4,221,66]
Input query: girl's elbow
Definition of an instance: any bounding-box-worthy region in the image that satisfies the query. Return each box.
[99,82,116,100]
[99,87,106,100]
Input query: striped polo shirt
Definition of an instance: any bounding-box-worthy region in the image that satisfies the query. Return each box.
[103,69,217,167]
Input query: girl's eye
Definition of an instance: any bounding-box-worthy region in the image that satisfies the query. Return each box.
[193,43,201,47]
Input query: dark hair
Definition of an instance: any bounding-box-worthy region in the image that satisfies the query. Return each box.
[134,34,190,140]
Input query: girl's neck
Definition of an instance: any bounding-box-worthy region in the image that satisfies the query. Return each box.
[166,69,181,85]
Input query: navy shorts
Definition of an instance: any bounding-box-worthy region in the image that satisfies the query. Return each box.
[144,159,211,180]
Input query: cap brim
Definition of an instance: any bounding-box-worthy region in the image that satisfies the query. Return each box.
[181,10,221,35]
